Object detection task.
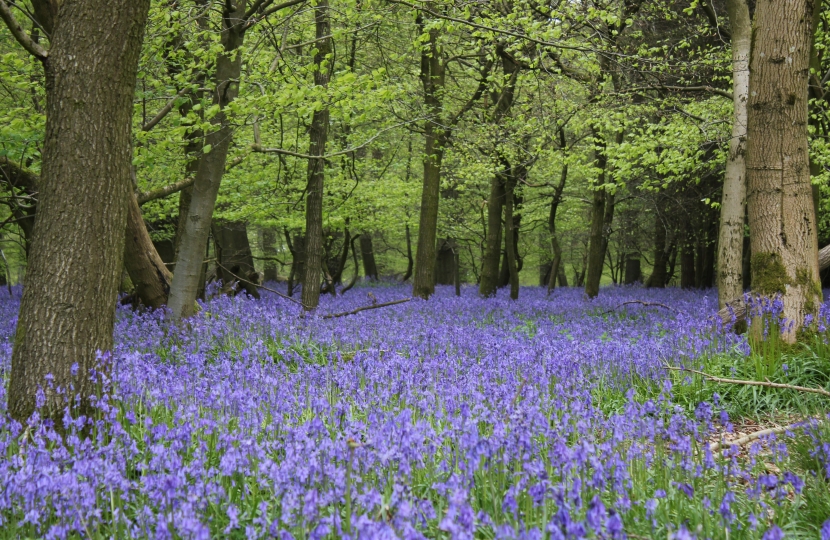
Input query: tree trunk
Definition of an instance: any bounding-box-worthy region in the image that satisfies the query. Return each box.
[260,227,279,282]
[680,225,696,289]
[412,23,446,300]
[8,0,150,424]
[285,231,305,297]
[746,0,821,341]
[300,0,331,310]
[213,220,260,299]
[504,175,519,300]
[435,239,455,285]
[123,190,173,309]
[402,224,413,282]
[717,0,751,307]
[479,173,505,296]
[646,214,668,288]
[585,131,616,298]
[360,234,378,280]
[623,254,641,284]
[167,0,247,320]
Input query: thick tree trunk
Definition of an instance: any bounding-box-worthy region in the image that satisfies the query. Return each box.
[260,228,279,282]
[123,191,173,309]
[167,0,247,320]
[746,0,820,342]
[8,0,150,424]
[435,239,456,285]
[300,0,331,310]
[412,23,446,299]
[360,234,378,280]
[717,0,751,308]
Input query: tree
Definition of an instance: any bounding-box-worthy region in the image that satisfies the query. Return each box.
[1,0,151,424]
[746,0,821,341]
[716,0,750,308]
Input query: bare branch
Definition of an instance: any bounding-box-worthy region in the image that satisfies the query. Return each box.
[141,85,193,132]
[137,177,195,204]
[602,300,677,315]
[0,0,47,59]
[709,422,810,454]
[322,297,411,319]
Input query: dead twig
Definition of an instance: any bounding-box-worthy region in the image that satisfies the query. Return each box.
[602,300,677,315]
[665,365,830,398]
[322,298,411,319]
[215,262,310,309]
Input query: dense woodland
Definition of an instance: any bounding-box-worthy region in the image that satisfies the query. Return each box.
[1,0,830,537]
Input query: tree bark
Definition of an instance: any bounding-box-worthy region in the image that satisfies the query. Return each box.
[717,0,751,307]
[585,131,609,298]
[646,213,669,288]
[746,0,821,341]
[7,0,150,424]
[504,173,519,300]
[167,0,247,320]
[300,0,331,310]
[478,173,504,297]
[360,234,378,280]
[435,239,456,285]
[402,224,413,282]
[623,254,641,284]
[213,220,260,299]
[260,227,279,282]
[412,22,446,300]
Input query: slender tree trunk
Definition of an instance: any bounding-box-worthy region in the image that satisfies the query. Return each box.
[214,221,260,299]
[260,228,279,282]
[300,0,331,310]
[585,131,620,298]
[746,0,821,341]
[412,22,446,299]
[167,1,247,320]
[8,0,150,424]
[680,222,696,289]
[623,254,641,284]
[717,0,751,307]
[646,213,668,288]
[360,234,378,280]
[285,231,305,297]
[454,248,461,296]
[402,224,413,282]
[124,191,173,309]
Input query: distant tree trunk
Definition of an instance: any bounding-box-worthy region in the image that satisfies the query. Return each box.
[646,214,669,288]
[340,234,361,294]
[412,21,446,300]
[742,234,752,290]
[547,128,569,295]
[360,234,378,280]
[285,231,305,297]
[260,228,279,282]
[213,221,259,299]
[680,224,696,289]
[435,239,455,285]
[124,191,173,309]
[167,0,247,320]
[454,248,461,296]
[331,228,351,288]
[7,0,150,424]
[623,254,641,284]
[746,0,820,341]
[402,224,413,282]
[717,0,751,307]
[300,0,331,310]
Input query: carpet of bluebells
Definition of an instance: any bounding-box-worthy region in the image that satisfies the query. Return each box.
[1,284,830,539]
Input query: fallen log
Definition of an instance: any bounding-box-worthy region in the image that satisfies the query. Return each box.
[716,243,830,326]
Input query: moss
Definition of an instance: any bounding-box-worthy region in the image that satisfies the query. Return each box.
[751,252,791,296]
[795,267,823,315]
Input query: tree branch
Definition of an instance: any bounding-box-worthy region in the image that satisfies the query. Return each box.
[137,177,195,204]
[322,297,411,319]
[665,365,830,398]
[0,0,48,59]
[0,156,38,193]
[141,85,193,132]
[709,422,811,454]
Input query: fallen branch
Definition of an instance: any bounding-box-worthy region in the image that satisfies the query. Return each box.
[602,300,677,315]
[665,365,830,398]
[322,298,411,319]
[710,421,812,453]
[215,262,309,308]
